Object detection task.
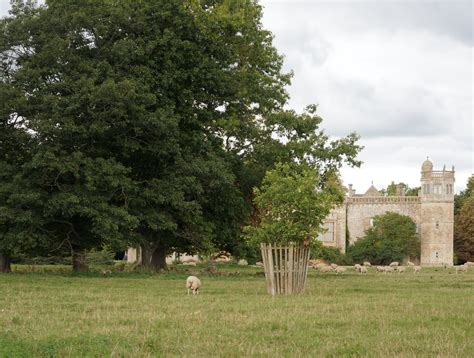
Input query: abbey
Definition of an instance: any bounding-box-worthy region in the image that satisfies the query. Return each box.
[319,159,455,266]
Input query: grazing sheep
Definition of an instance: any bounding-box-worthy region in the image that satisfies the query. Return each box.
[363,261,371,267]
[413,266,421,274]
[330,263,338,269]
[455,265,468,274]
[466,261,474,267]
[389,261,399,267]
[186,276,201,295]
[315,263,328,270]
[384,266,394,274]
[354,264,362,272]
[359,266,368,274]
[255,262,264,267]
[407,261,415,266]
[376,266,385,273]
[238,259,248,266]
[101,269,112,277]
[396,266,406,274]
[335,267,346,275]
[319,266,334,273]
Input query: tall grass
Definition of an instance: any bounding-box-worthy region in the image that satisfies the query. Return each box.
[0,265,472,357]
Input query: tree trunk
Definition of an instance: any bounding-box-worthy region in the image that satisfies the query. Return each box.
[0,253,12,273]
[72,249,89,273]
[141,246,153,268]
[150,246,167,270]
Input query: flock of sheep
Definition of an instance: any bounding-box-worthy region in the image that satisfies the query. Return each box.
[309,260,472,275]
[185,261,472,295]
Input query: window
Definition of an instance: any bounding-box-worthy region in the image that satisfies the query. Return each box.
[446,184,453,194]
[435,252,439,259]
[369,218,374,227]
[423,184,430,194]
[317,222,334,242]
[436,221,439,229]
[433,184,442,194]
[415,224,420,234]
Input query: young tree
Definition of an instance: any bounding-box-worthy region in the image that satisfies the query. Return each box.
[244,162,345,246]
[347,212,420,265]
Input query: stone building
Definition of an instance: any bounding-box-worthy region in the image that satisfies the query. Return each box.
[318,159,455,266]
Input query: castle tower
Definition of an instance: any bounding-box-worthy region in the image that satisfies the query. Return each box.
[419,158,455,265]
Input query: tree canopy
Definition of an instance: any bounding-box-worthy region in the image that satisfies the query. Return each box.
[454,176,474,263]
[0,0,362,271]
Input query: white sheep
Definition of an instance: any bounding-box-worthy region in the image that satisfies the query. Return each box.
[320,265,334,273]
[407,261,415,266]
[363,261,371,267]
[396,266,406,274]
[455,265,468,274]
[335,267,346,274]
[186,276,201,295]
[354,264,362,272]
[413,266,421,274]
[465,261,474,267]
[389,261,399,267]
[384,266,394,274]
[330,263,338,269]
[359,266,368,274]
[376,266,385,273]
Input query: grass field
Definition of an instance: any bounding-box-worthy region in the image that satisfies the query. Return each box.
[0,264,473,357]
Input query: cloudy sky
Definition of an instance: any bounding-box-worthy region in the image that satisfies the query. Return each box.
[1,0,472,192]
[260,0,472,193]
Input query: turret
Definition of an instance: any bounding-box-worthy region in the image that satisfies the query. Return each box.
[419,158,455,265]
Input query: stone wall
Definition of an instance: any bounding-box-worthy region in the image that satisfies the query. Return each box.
[345,198,421,244]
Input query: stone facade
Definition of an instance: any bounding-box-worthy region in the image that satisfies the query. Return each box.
[319,159,455,266]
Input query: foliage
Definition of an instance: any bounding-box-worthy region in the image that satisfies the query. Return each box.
[380,182,419,196]
[0,0,361,270]
[85,245,116,266]
[454,196,474,263]
[244,163,344,246]
[311,245,351,265]
[347,212,420,265]
[454,175,474,215]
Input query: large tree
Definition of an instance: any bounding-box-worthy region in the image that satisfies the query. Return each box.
[1,0,362,270]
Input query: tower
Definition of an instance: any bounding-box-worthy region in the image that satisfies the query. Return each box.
[419,158,455,265]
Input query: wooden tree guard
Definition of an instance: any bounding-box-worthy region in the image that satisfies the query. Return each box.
[260,243,310,295]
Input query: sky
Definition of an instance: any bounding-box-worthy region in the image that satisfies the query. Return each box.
[1,0,472,193]
[260,0,473,193]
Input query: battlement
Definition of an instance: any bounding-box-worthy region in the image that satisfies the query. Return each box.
[346,196,421,204]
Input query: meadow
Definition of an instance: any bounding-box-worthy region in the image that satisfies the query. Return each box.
[0,264,473,357]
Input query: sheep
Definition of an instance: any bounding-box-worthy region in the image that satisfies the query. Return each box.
[384,266,394,274]
[354,264,362,272]
[359,266,368,274]
[396,266,406,274]
[335,267,346,275]
[315,263,328,270]
[319,266,334,273]
[413,266,421,274]
[389,261,399,267]
[186,276,201,295]
[465,261,474,267]
[376,266,385,273]
[455,265,468,274]
[330,263,338,269]
[407,261,415,266]
[363,261,371,267]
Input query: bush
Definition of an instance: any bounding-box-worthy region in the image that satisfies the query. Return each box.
[86,246,116,266]
[311,244,351,265]
[347,212,420,265]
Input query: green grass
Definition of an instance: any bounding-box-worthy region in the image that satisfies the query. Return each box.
[0,265,473,357]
